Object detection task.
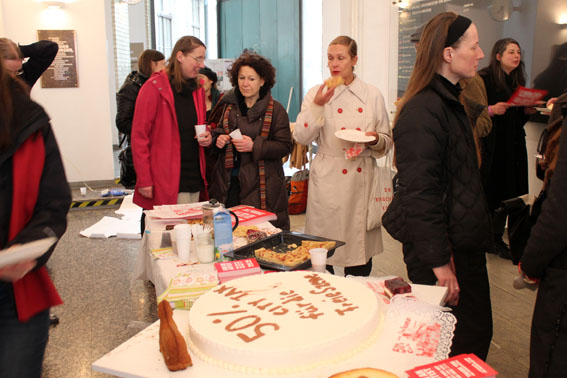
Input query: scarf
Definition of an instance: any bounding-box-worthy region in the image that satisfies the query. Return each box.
[222,96,274,209]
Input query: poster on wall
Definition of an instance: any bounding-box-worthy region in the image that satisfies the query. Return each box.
[205,59,234,92]
[37,30,78,88]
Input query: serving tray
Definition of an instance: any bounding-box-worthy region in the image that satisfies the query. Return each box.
[231,231,345,271]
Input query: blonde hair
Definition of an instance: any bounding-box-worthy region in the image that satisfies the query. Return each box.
[329,35,357,58]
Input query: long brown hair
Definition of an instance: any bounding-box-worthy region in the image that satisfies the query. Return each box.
[479,38,525,95]
[166,36,206,93]
[394,12,459,125]
[0,56,29,150]
[0,38,22,60]
[138,49,165,77]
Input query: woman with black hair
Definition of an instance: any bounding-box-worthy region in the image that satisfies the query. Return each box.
[198,66,222,121]
[479,38,537,259]
[208,52,292,229]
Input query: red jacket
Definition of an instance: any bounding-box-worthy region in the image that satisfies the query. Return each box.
[131,70,208,209]
[10,132,63,322]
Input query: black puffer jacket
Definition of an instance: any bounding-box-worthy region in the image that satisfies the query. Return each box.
[116,71,149,145]
[521,120,567,378]
[383,75,492,269]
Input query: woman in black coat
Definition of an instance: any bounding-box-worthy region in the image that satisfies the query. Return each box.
[0,38,58,88]
[116,49,165,146]
[478,38,536,258]
[383,12,493,360]
[520,116,567,378]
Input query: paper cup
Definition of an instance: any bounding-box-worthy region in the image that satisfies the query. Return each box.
[229,128,243,140]
[195,124,207,141]
[80,187,87,196]
[174,224,191,262]
[309,248,328,273]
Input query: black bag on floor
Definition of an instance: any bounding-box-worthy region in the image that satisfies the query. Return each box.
[118,146,136,189]
[504,191,546,265]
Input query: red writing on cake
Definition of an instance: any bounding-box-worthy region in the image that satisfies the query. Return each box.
[207,308,279,344]
[304,274,359,315]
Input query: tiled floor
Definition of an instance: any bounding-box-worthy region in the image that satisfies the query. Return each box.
[40,204,535,377]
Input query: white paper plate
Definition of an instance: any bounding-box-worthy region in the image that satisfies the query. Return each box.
[334,129,376,143]
[0,237,57,269]
[535,107,551,114]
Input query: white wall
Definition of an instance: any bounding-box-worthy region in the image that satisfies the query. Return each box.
[1,0,116,183]
[128,0,147,46]
[321,0,393,113]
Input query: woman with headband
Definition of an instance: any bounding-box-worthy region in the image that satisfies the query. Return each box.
[383,13,493,359]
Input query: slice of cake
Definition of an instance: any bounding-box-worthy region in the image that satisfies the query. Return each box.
[187,271,383,375]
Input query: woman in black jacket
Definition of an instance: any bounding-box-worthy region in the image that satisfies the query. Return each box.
[479,38,536,258]
[0,57,71,378]
[116,49,165,145]
[520,113,567,378]
[383,12,493,360]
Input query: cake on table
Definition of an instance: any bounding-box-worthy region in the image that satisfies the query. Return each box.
[188,271,384,375]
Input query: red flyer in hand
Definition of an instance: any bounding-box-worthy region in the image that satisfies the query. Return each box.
[507,86,547,106]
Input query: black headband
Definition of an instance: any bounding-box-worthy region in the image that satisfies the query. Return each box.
[445,15,472,47]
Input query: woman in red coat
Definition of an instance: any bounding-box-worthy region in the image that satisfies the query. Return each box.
[132,36,212,229]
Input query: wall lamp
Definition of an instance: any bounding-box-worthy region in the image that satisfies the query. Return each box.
[38,1,67,9]
[559,14,567,28]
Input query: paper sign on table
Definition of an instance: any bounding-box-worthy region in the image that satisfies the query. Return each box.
[507,86,547,106]
[406,353,498,378]
[228,205,277,226]
[214,258,262,283]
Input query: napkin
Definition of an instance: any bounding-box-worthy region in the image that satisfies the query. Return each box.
[345,143,365,159]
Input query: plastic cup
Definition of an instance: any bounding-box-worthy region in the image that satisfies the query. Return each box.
[174,224,191,262]
[229,128,242,140]
[309,248,328,273]
[195,124,207,141]
[80,187,87,196]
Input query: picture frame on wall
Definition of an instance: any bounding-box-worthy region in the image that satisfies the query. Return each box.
[37,29,79,88]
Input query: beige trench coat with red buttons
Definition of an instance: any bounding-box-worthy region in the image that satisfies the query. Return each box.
[293,76,392,267]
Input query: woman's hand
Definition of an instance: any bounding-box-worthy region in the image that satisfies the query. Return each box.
[138,186,153,199]
[313,84,335,106]
[490,102,511,115]
[216,134,231,149]
[232,135,254,153]
[0,259,37,282]
[365,131,379,146]
[433,263,460,306]
[524,106,538,115]
[197,130,212,147]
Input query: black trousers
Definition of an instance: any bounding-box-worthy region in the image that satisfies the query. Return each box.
[403,244,493,360]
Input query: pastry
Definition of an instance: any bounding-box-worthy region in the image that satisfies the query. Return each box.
[325,75,344,89]
[158,300,192,371]
[329,367,399,378]
[384,277,411,298]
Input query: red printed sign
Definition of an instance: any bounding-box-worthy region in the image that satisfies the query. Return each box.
[507,86,547,106]
[406,353,498,378]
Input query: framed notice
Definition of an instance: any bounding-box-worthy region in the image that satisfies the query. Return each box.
[37,30,78,88]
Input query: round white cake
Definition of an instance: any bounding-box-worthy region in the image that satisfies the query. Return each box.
[188,271,383,375]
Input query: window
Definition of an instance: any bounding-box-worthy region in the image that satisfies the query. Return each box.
[155,0,173,57]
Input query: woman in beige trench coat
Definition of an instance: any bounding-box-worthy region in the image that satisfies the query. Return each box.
[294,36,392,276]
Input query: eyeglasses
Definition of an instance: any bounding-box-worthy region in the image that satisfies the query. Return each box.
[187,54,206,63]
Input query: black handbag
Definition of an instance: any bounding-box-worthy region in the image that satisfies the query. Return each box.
[118,144,136,189]
[505,190,546,265]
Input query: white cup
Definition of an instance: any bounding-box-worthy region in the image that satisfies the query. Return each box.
[309,248,328,273]
[195,124,207,141]
[174,224,192,262]
[229,128,243,140]
[80,187,87,196]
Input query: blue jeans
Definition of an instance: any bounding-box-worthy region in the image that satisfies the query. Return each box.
[0,282,50,378]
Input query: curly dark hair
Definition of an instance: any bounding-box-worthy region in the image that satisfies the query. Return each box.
[228,52,276,90]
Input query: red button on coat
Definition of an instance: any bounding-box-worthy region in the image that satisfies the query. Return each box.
[337,108,343,114]
[357,168,362,172]
[341,127,346,130]
[356,128,361,131]
[358,107,363,113]
[342,169,347,174]
[304,122,308,128]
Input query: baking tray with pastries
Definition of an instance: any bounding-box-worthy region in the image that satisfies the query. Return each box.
[231,231,345,271]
